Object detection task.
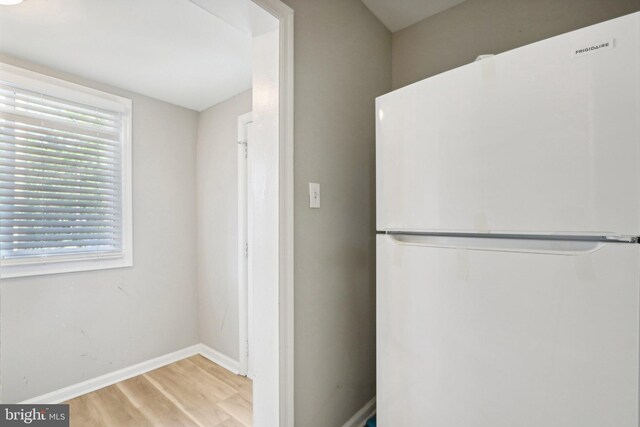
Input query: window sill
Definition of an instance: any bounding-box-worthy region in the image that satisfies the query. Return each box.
[0,254,133,279]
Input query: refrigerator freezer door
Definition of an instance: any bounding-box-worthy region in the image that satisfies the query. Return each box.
[377,13,640,236]
[377,234,639,427]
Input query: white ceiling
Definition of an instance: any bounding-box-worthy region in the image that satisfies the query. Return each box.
[0,0,276,111]
[188,0,278,37]
[362,0,468,32]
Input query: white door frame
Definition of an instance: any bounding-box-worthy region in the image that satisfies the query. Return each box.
[237,112,253,378]
[249,1,294,426]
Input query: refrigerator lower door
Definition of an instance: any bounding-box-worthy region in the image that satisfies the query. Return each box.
[377,234,639,427]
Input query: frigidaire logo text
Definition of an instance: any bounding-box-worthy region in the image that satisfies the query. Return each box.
[573,38,615,57]
[575,41,610,55]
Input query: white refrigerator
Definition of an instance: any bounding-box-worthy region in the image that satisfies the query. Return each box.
[376,12,640,427]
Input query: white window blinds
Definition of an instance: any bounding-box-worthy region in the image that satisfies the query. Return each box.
[0,78,126,262]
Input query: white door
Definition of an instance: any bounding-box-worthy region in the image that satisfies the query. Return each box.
[377,234,639,427]
[376,13,640,236]
[246,122,255,379]
[238,113,254,378]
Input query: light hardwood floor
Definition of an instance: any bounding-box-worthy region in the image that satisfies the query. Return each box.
[65,355,252,427]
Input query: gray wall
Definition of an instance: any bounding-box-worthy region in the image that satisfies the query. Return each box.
[392,0,640,89]
[0,56,200,403]
[281,1,391,426]
[196,89,252,361]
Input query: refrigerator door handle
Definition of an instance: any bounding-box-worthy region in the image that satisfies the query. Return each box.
[388,233,607,256]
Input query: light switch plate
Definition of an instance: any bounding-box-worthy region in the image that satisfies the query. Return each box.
[309,183,320,208]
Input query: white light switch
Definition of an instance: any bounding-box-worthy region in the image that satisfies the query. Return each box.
[309,183,320,208]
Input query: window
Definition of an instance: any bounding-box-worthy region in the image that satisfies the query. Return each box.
[0,63,132,278]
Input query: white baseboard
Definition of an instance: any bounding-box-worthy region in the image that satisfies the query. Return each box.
[19,343,242,404]
[342,396,376,427]
[197,343,240,374]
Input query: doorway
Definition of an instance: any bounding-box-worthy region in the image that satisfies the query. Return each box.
[0,0,294,424]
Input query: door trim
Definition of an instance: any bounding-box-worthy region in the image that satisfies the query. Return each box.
[237,112,252,378]
[249,1,295,425]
